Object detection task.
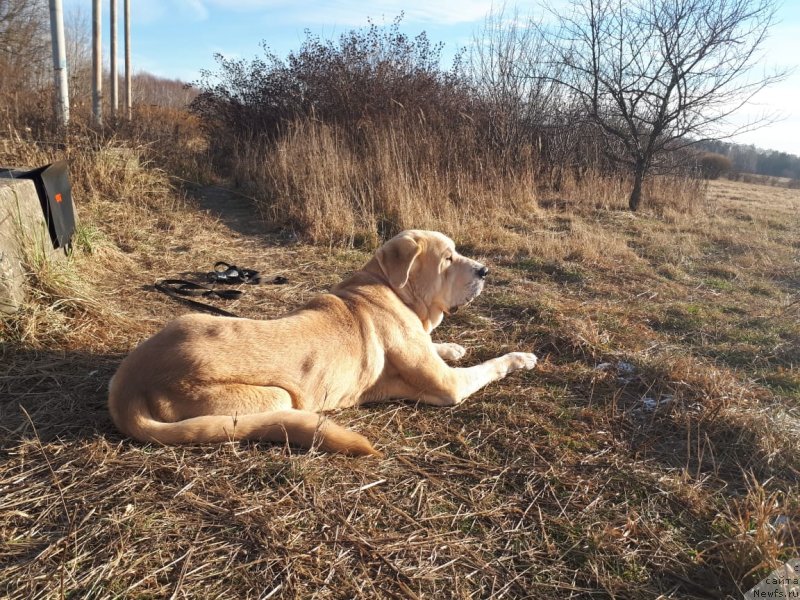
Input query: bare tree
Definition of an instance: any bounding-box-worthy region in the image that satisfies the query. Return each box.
[471,7,555,163]
[62,4,93,110]
[539,0,786,210]
[0,0,49,97]
[470,5,602,185]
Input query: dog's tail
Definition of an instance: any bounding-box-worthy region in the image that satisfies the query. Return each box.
[109,391,381,457]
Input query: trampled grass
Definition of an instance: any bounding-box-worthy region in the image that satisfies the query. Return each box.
[1,137,798,598]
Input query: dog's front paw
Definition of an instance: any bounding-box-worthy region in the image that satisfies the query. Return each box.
[437,343,467,361]
[506,352,538,371]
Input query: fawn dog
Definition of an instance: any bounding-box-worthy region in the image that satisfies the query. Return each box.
[108,230,538,456]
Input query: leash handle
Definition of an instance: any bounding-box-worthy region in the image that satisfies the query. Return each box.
[207,262,256,283]
[208,262,288,285]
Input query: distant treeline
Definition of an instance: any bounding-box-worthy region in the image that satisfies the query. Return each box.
[698,140,800,180]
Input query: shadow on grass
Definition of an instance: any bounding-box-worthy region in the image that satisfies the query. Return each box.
[531,354,799,594]
[0,344,123,448]
[538,357,799,488]
[1,338,793,598]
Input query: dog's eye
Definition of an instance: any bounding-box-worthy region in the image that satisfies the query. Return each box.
[445,256,453,263]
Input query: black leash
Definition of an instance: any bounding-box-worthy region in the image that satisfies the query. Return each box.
[154,279,242,317]
[154,262,288,318]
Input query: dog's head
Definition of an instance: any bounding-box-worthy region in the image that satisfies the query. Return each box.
[374,230,487,329]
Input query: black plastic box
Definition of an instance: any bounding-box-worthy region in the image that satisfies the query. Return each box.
[0,161,76,249]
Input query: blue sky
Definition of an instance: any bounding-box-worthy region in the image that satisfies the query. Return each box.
[63,0,800,156]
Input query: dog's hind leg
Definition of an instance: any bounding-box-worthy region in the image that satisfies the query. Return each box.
[112,384,380,456]
[176,383,296,419]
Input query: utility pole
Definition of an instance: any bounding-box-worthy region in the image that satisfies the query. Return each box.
[92,0,102,126]
[48,0,69,126]
[110,0,118,118]
[124,0,131,119]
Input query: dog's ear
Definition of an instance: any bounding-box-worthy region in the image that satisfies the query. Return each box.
[377,233,422,289]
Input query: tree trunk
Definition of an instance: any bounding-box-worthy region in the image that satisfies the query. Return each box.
[629,163,645,211]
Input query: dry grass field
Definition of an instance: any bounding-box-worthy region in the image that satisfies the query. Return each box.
[1,140,798,598]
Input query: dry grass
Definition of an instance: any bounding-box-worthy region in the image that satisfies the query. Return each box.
[235,119,555,249]
[1,127,798,598]
[231,119,709,260]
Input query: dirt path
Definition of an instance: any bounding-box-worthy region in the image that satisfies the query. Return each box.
[94,181,362,326]
[186,182,268,238]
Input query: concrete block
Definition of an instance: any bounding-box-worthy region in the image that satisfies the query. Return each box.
[0,178,64,314]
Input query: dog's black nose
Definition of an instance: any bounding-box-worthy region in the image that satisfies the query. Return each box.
[477,266,489,279]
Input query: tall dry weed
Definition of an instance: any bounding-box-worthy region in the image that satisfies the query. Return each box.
[540,166,708,214]
[229,116,706,251]
[233,118,538,247]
